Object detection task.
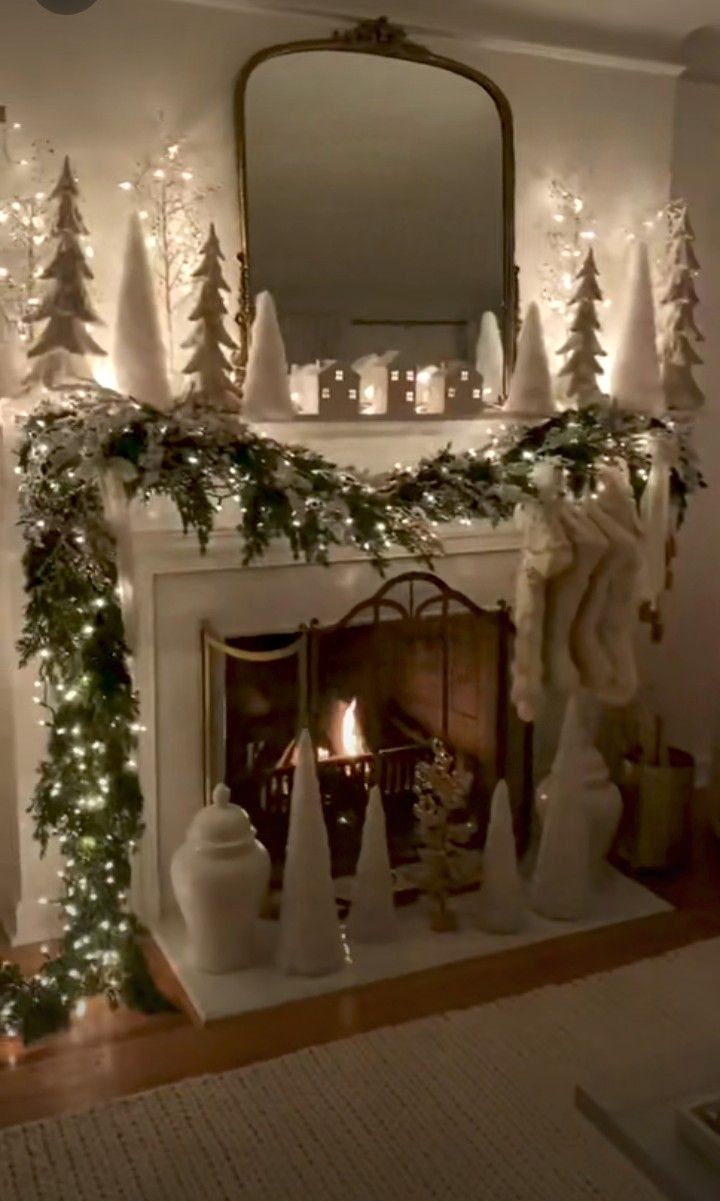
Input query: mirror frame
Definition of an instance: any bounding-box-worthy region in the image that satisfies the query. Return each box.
[234,16,517,388]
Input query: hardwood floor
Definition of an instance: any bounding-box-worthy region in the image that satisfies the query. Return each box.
[2,827,720,1132]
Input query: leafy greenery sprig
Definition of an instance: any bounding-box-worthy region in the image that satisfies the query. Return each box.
[0,391,702,1043]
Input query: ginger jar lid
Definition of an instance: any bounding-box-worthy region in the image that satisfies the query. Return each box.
[186,784,257,855]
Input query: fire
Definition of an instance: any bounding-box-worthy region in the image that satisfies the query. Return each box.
[339,697,369,758]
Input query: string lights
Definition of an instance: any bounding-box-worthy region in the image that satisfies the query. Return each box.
[0,111,57,340]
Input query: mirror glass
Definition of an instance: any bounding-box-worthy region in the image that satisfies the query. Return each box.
[243,50,507,412]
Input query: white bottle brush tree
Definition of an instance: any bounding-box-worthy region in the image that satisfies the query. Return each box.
[181,223,240,411]
[557,247,607,407]
[25,156,105,388]
[660,202,704,411]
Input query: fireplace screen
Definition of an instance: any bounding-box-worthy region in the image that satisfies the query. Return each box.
[202,572,531,879]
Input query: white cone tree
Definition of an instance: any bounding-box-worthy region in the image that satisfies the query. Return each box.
[557,248,606,408]
[610,241,664,415]
[531,777,591,921]
[660,204,704,411]
[475,310,504,403]
[503,302,555,415]
[25,156,105,389]
[478,780,523,934]
[346,785,398,944]
[0,300,25,399]
[241,291,294,421]
[181,223,241,412]
[113,212,172,411]
[276,729,345,977]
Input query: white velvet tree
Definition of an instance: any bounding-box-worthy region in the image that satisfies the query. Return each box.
[531,775,591,922]
[276,729,345,977]
[181,223,241,412]
[610,241,664,415]
[0,300,25,399]
[241,291,295,422]
[113,212,172,411]
[478,780,523,934]
[346,785,398,944]
[557,248,606,408]
[25,156,105,389]
[503,302,555,416]
[660,204,704,411]
[475,310,504,404]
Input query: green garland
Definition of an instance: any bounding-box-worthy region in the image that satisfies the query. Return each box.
[0,391,702,1043]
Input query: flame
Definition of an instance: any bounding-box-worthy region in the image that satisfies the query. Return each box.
[339,698,368,758]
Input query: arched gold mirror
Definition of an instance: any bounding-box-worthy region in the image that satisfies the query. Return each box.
[235,17,516,416]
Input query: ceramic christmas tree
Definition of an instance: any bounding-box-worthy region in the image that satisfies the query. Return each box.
[475,310,504,404]
[346,785,398,944]
[503,302,555,415]
[113,212,172,411]
[241,291,295,421]
[276,729,345,977]
[181,223,241,412]
[660,204,704,411]
[531,773,591,921]
[610,241,664,415]
[0,300,24,399]
[557,248,606,408]
[25,156,105,389]
[478,780,523,934]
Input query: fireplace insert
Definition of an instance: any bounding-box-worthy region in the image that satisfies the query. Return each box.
[202,572,532,879]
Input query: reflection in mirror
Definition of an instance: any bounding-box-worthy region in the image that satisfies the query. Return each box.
[243,49,507,416]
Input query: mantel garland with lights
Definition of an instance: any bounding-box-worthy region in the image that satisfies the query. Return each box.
[0,386,702,1044]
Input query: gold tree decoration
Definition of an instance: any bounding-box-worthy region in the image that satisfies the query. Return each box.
[0,107,57,341]
[412,740,477,932]
[118,125,218,373]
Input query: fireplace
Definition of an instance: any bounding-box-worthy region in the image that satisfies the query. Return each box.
[202,572,532,879]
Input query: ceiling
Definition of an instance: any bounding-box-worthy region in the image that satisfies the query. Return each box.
[163,0,720,67]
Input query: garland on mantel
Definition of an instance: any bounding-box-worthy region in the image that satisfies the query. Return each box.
[0,390,703,1043]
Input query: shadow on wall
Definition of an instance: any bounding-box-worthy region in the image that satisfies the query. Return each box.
[682,26,720,82]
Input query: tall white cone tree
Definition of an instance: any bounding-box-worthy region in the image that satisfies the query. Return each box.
[241,291,295,421]
[276,729,345,977]
[475,310,504,403]
[346,785,398,944]
[113,212,172,411]
[25,156,105,389]
[531,776,591,921]
[181,223,240,412]
[0,300,25,399]
[610,241,664,415]
[503,302,555,415]
[478,780,523,934]
[660,204,704,411]
[557,248,606,408]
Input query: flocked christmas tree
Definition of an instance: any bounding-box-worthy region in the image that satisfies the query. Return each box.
[25,156,105,388]
[181,223,240,411]
[660,203,704,411]
[557,247,606,408]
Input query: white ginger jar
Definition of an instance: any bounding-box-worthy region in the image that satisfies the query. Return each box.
[171,784,270,973]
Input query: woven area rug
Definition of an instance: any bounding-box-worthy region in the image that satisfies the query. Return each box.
[5,940,720,1201]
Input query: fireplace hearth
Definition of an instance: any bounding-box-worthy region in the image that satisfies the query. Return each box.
[202,572,532,879]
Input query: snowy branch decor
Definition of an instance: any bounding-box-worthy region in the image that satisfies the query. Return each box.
[181,224,240,412]
[557,248,606,408]
[276,729,345,976]
[0,115,57,342]
[241,291,295,422]
[0,393,702,1043]
[610,241,664,416]
[25,157,105,389]
[113,213,172,412]
[0,299,24,398]
[346,785,398,944]
[660,202,704,412]
[503,302,556,416]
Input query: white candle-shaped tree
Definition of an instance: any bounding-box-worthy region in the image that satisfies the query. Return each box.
[0,299,24,399]
[276,729,345,976]
[346,785,398,944]
[113,212,172,411]
[478,780,523,934]
[475,310,504,403]
[241,291,295,421]
[503,302,556,415]
[610,241,664,415]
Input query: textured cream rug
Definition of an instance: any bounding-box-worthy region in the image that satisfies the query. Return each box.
[5,940,720,1201]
